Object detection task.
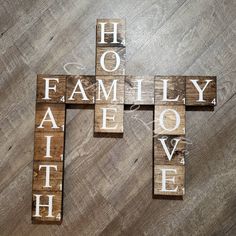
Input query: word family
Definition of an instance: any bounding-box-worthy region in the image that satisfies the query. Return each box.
[32,19,217,224]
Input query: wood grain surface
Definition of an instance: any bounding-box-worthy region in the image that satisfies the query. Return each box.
[0,0,236,235]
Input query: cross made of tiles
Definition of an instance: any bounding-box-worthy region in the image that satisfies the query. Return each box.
[32,19,217,224]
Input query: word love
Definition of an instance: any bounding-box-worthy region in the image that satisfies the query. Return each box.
[32,19,217,224]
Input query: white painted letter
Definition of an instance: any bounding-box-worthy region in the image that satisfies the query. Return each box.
[100,51,120,72]
[162,79,179,101]
[43,78,59,100]
[45,135,52,158]
[136,79,143,101]
[101,108,118,130]
[68,79,89,101]
[161,168,178,192]
[33,194,54,217]
[99,22,118,44]
[159,109,180,131]
[38,107,59,129]
[97,79,117,101]
[39,164,57,188]
[191,79,212,102]
[158,137,181,161]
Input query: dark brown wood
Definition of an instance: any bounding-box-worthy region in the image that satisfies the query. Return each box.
[154,135,185,166]
[66,75,96,104]
[34,132,64,162]
[186,76,217,106]
[96,19,125,47]
[154,105,185,135]
[96,76,124,104]
[155,76,185,105]
[36,75,66,103]
[125,76,154,105]
[94,104,124,133]
[32,191,62,224]
[154,165,185,196]
[96,47,126,76]
[35,103,65,132]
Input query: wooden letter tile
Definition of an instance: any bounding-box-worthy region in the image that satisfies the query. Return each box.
[154,165,185,196]
[96,19,125,47]
[154,105,185,135]
[96,47,126,76]
[32,161,63,192]
[155,76,185,105]
[154,135,185,166]
[32,191,62,224]
[35,103,65,132]
[94,104,123,133]
[96,76,124,104]
[36,75,66,103]
[66,75,96,104]
[186,76,216,106]
[34,132,64,162]
[125,76,154,105]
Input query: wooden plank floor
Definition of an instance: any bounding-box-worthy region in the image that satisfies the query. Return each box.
[0,0,236,235]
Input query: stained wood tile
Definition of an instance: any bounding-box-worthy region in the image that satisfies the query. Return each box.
[186,76,217,106]
[154,105,185,135]
[34,132,64,162]
[36,75,66,103]
[35,104,65,132]
[154,165,185,196]
[32,161,63,191]
[66,75,96,104]
[125,76,154,105]
[94,104,124,133]
[96,47,126,76]
[32,191,62,224]
[155,76,185,105]
[154,135,185,166]
[96,19,125,47]
[96,76,124,104]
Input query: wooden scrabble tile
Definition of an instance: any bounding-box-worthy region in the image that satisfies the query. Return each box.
[32,161,63,192]
[155,76,185,105]
[154,165,185,196]
[36,75,66,103]
[96,76,124,104]
[35,104,65,132]
[96,19,125,47]
[125,76,154,105]
[96,47,126,76]
[186,76,217,106]
[154,135,185,166]
[66,75,96,104]
[94,104,123,133]
[32,191,62,224]
[154,105,185,135]
[34,132,64,162]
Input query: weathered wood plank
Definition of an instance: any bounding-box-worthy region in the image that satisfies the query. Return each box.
[66,75,96,104]
[35,104,65,132]
[37,75,66,103]
[94,104,124,133]
[185,76,217,106]
[96,47,126,76]
[155,76,185,105]
[125,76,154,105]
[154,105,185,135]
[96,75,124,104]
[154,165,185,196]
